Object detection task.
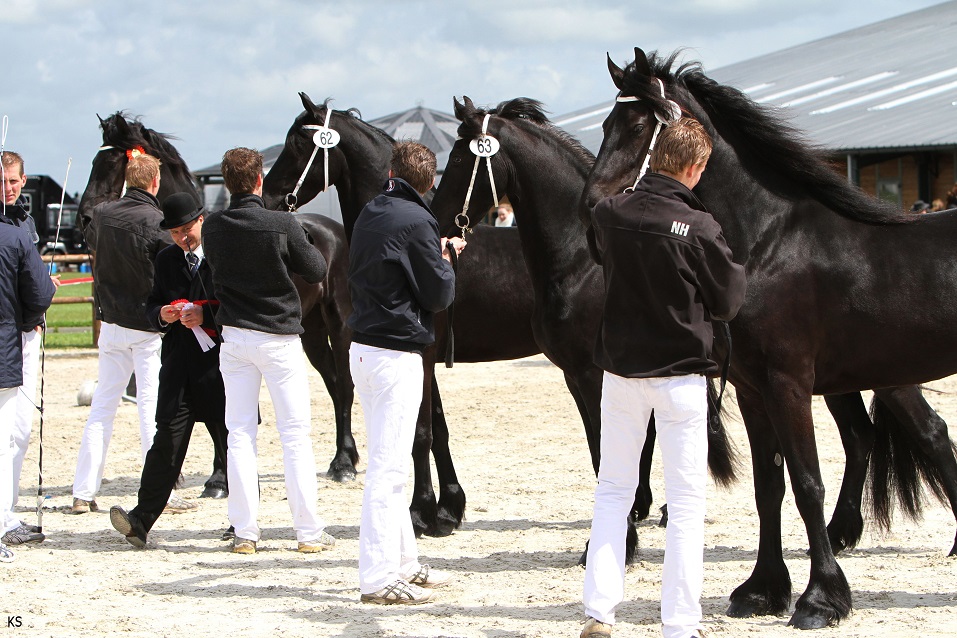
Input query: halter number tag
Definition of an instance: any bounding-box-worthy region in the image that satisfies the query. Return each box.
[469,134,500,157]
[312,127,340,149]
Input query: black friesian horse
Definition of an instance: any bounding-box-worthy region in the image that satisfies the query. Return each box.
[430,95,741,545]
[262,93,539,536]
[78,113,358,483]
[583,49,957,629]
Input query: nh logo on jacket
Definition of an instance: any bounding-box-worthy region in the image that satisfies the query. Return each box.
[670,221,690,237]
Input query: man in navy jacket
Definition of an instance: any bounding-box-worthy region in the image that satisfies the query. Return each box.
[348,141,465,605]
[0,212,56,562]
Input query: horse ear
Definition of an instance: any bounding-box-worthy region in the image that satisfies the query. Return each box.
[299,92,321,118]
[454,96,474,122]
[115,115,133,136]
[607,54,625,90]
[633,47,652,78]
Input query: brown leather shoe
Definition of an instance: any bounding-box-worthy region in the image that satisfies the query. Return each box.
[581,617,612,638]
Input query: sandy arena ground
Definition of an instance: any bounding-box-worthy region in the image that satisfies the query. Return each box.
[4,349,957,637]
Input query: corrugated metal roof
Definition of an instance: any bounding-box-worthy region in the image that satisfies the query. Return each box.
[554,1,957,154]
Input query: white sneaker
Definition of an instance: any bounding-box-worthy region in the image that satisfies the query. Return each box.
[406,564,453,588]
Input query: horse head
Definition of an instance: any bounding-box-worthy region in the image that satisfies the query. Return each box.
[581,48,692,218]
[433,95,556,235]
[78,112,199,234]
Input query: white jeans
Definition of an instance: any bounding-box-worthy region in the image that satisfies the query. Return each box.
[584,373,708,638]
[1,387,19,533]
[11,328,41,507]
[350,343,423,594]
[73,323,161,501]
[220,326,324,543]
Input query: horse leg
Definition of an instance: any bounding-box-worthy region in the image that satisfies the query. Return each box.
[762,381,851,628]
[727,388,792,619]
[822,392,874,554]
[300,313,358,482]
[871,386,957,556]
[409,358,439,537]
[631,417,656,523]
[429,376,466,536]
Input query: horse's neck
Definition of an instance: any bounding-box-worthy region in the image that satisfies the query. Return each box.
[337,125,392,237]
[159,164,199,201]
[509,138,594,280]
[695,144,782,261]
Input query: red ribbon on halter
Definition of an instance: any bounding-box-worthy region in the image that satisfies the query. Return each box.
[126,146,146,160]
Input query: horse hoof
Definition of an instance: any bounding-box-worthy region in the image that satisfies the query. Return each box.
[787,610,832,630]
[327,468,357,483]
[200,486,228,499]
[727,595,784,619]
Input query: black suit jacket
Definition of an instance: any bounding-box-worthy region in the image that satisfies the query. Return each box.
[146,244,225,424]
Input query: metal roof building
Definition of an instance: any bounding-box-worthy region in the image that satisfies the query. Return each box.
[553,1,957,208]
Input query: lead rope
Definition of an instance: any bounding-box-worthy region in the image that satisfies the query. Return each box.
[444,241,458,368]
[287,106,336,212]
[35,157,72,531]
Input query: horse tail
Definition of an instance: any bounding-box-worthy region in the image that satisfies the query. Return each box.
[867,392,954,530]
[706,378,739,488]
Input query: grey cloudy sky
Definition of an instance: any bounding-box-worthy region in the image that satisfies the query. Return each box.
[1,0,944,191]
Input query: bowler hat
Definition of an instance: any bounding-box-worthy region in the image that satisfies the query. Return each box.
[160,193,204,229]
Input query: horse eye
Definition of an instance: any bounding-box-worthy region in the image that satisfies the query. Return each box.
[633,124,645,135]
[452,156,462,165]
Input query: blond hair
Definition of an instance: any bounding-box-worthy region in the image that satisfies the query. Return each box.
[1,151,24,176]
[125,153,161,189]
[650,117,712,175]
[221,147,263,194]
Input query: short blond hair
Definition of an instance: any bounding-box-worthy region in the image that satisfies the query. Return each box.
[650,117,712,175]
[1,151,24,176]
[125,153,161,189]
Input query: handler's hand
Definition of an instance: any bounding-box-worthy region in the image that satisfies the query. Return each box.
[179,305,203,329]
[160,305,182,324]
[441,236,467,262]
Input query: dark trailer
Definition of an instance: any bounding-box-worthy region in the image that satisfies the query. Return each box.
[20,174,86,255]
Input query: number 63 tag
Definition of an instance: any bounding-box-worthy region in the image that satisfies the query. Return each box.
[312,127,341,149]
[469,134,500,158]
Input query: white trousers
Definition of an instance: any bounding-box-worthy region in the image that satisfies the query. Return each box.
[0,387,19,533]
[73,323,161,501]
[11,328,41,508]
[220,326,324,543]
[350,343,423,594]
[584,373,708,638]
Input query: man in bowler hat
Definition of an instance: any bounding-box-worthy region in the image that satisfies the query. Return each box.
[110,193,229,547]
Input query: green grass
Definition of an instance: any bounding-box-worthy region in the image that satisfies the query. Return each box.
[46,271,95,348]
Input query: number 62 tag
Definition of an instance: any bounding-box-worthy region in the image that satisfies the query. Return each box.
[469,134,500,157]
[312,127,341,149]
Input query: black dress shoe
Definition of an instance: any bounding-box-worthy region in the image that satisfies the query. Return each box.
[200,485,228,499]
[110,506,148,548]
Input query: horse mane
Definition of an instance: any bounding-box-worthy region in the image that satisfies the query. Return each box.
[100,111,191,171]
[457,97,595,168]
[301,98,394,145]
[623,51,911,225]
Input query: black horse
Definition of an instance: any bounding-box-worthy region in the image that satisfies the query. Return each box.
[583,49,957,629]
[78,112,359,484]
[262,93,540,536]
[430,94,744,541]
